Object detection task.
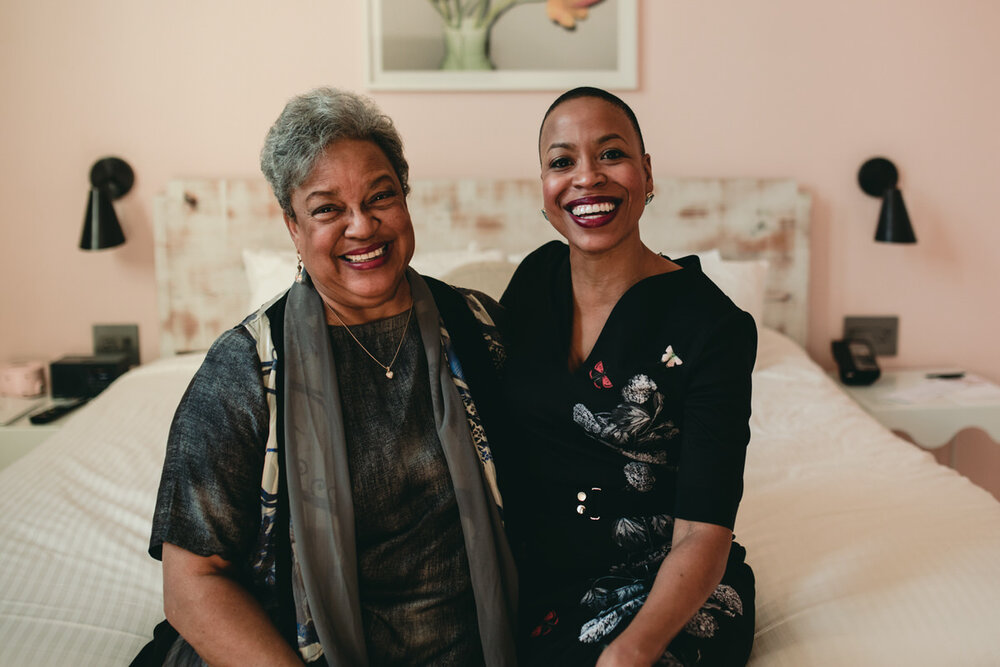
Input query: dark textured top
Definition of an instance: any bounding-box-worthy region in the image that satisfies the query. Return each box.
[330,311,481,666]
[150,326,268,564]
[150,310,481,666]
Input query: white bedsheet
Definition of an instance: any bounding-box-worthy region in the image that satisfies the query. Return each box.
[743,331,1000,665]
[1,331,998,665]
[0,354,204,666]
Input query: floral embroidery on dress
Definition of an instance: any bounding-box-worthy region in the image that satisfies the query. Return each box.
[577,517,744,656]
[568,359,745,661]
[623,461,656,492]
[579,576,648,644]
[573,374,680,466]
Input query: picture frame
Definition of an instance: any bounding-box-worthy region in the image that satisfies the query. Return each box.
[364,0,638,91]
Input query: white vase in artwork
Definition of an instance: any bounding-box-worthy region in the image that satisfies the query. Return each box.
[440,20,493,70]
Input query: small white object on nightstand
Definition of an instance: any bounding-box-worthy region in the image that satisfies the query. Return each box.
[0,396,46,426]
[836,369,1000,452]
[0,400,67,470]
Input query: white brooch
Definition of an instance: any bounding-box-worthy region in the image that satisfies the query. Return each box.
[661,345,683,368]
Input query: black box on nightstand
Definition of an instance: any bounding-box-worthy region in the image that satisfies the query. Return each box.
[50,354,129,398]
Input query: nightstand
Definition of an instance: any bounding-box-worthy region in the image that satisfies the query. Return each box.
[0,402,67,470]
[835,369,1000,455]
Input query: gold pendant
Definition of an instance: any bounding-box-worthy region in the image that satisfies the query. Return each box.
[386,369,394,379]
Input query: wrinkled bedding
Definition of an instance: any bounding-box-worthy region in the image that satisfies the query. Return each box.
[1,330,998,666]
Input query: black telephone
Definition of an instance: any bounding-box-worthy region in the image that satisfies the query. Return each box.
[832,338,881,385]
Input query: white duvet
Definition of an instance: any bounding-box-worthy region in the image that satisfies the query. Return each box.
[1,330,998,665]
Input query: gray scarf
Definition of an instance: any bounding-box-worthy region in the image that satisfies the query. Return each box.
[282,269,517,666]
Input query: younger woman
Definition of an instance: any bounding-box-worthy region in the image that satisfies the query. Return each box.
[500,87,756,666]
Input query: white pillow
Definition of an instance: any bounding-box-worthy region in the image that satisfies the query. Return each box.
[409,243,506,278]
[439,260,518,300]
[698,256,770,326]
[242,248,297,312]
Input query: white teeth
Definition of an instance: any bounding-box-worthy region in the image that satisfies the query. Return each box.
[571,201,616,217]
[344,245,387,262]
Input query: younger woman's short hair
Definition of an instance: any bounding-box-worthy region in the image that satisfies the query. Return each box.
[539,86,646,155]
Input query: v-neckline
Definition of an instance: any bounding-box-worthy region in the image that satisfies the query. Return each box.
[563,257,696,376]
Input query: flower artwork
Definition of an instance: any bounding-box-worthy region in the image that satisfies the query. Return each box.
[428,0,607,70]
[366,0,636,90]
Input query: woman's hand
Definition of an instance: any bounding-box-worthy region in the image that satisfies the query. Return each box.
[596,637,658,667]
[162,542,303,666]
[595,518,734,665]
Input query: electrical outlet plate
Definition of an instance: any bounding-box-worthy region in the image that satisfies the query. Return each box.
[93,324,140,367]
[843,316,898,356]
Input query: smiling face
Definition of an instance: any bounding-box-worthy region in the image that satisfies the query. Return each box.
[284,138,415,324]
[539,96,653,256]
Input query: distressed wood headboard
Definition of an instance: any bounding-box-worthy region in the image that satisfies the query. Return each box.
[154,177,809,356]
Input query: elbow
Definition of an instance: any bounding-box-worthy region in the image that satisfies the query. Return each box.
[703,533,732,587]
[162,586,184,629]
[162,576,199,632]
[709,552,728,587]
[672,519,733,589]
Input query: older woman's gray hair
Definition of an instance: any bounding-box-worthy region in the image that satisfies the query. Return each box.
[260,87,410,218]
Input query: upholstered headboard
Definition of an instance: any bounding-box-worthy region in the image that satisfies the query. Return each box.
[153,178,809,356]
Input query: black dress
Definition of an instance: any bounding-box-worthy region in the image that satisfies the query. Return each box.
[499,242,757,666]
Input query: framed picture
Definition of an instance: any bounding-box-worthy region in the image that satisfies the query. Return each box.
[364,0,638,91]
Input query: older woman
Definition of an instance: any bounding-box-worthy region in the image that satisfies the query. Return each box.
[500,87,757,666]
[138,88,516,666]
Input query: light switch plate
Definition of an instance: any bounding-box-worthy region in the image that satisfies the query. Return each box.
[843,316,898,356]
[93,324,140,367]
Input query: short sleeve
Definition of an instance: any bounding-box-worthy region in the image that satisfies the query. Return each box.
[149,327,270,562]
[674,310,757,529]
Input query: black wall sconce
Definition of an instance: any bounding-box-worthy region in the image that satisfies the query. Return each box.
[80,157,134,250]
[858,157,916,244]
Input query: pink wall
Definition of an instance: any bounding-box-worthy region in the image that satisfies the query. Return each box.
[2,0,998,385]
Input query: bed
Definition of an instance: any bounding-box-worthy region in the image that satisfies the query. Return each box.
[2,177,998,666]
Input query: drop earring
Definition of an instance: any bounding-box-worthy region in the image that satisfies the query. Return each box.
[541,209,549,221]
[645,192,655,205]
[294,254,304,283]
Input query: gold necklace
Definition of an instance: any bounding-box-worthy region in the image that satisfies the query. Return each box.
[324,301,413,379]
